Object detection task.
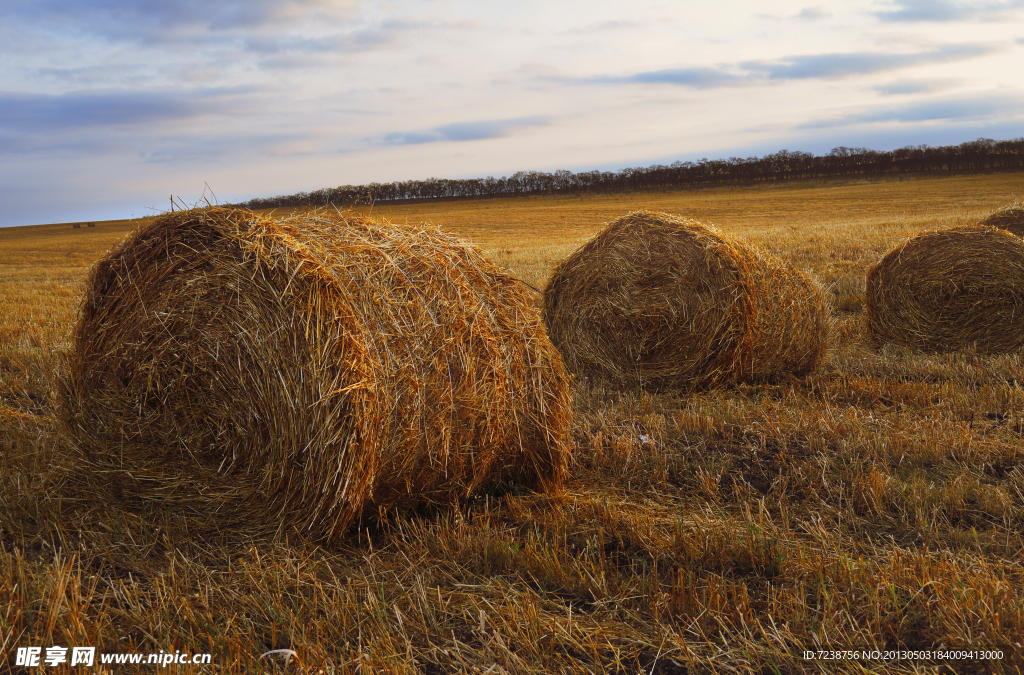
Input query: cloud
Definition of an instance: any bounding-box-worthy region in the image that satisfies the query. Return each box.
[740,44,990,79]
[6,0,360,43]
[565,20,647,34]
[0,90,216,132]
[796,6,832,20]
[380,116,552,145]
[607,68,747,89]
[0,115,323,162]
[235,19,444,67]
[874,79,959,95]
[755,6,832,21]
[564,44,992,89]
[0,132,109,156]
[0,87,259,155]
[243,28,390,56]
[875,0,1024,22]
[138,131,318,163]
[798,94,1024,128]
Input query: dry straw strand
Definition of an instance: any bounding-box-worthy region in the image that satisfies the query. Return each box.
[59,207,573,541]
[542,210,830,391]
[866,224,1024,353]
[979,199,1024,237]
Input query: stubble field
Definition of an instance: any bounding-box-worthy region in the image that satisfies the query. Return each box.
[2,172,1024,673]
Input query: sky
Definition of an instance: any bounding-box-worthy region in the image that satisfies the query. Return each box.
[1,0,1023,227]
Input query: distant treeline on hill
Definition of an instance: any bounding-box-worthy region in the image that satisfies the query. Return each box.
[238,137,1024,210]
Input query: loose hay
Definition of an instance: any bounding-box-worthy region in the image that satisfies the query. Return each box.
[542,210,830,391]
[980,199,1024,237]
[59,207,572,541]
[866,225,1024,353]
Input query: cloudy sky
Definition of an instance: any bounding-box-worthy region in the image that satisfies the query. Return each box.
[2,0,1023,227]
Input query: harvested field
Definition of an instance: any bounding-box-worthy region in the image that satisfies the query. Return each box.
[59,207,572,541]
[3,172,1024,673]
[543,210,830,390]
[866,225,1024,353]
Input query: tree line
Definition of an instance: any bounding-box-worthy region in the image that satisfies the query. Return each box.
[236,137,1024,210]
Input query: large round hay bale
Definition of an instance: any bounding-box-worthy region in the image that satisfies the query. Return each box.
[59,207,572,540]
[980,200,1024,237]
[542,210,830,391]
[865,225,1024,353]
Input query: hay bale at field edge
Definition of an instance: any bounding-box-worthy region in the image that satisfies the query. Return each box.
[980,200,1024,237]
[542,210,831,391]
[866,224,1024,354]
[59,207,573,541]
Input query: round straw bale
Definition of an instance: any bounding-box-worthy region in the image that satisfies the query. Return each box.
[542,210,830,391]
[59,207,572,540]
[979,200,1024,237]
[865,225,1024,353]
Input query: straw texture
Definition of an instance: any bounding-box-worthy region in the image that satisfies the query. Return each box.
[980,200,1024,237]
[59,207,572,541]
[866,224,1024,353]
[542,210,830,391]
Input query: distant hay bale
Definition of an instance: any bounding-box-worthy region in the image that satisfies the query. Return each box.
[542,210,830,391]
[866,225,1024,353]
[87,222,96,227]
[60,207,572,541]
[979,200,1024,237]
[72,223,81,229]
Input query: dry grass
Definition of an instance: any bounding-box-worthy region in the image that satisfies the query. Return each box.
[3,172,1024,673]
[59,207,571,542]
[542,210,829,391]
[866,225,1024,354]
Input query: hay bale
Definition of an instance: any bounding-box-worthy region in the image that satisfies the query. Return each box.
[59,207,572,540]
[87,222,96,227]
[72,223,81,229]
[542,210,830,391]
[866,225,1024,353]
[980,200,1024,237]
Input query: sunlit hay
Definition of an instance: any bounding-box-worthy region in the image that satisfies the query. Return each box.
[865,225,1024,353]
[980,199,1024,237]
[59,207,573,541]
[542,210,830,391]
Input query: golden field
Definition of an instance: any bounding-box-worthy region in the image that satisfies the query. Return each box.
[2,172,1024,673]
